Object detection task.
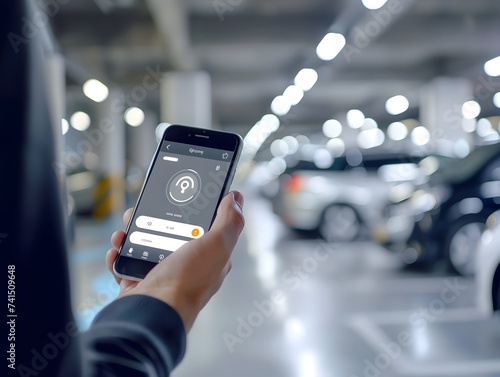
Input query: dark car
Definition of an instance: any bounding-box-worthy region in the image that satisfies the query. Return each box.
[399,142,500,276]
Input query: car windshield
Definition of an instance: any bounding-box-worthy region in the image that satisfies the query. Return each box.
[430,143,500,185]
[286,153,427,173]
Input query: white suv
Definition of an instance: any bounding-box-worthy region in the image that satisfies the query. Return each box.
[272,151,427,242]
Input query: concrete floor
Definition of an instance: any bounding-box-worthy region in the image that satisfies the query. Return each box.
[68,188,500,377]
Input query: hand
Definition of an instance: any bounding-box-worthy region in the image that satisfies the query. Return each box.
[105,191,245,331]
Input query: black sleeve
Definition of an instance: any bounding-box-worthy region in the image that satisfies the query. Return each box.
[82,295,186,377]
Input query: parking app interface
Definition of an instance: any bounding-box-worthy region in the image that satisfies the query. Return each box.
[120,141,234,263]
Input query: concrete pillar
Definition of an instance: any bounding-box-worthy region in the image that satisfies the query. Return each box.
[420,77,474,155]
[93,89,126,218]
[128,111,158,171]
[160,71,212,129]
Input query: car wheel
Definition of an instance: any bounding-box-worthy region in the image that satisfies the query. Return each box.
[446,217,486,277]
[319,204,361,242]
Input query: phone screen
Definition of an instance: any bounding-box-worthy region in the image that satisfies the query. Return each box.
[116,133,239,278]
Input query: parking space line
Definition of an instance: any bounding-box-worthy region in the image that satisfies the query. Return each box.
[349,310,500,376]
[399,360,500,376]
[349,316,412,371]
[352,307,487,325]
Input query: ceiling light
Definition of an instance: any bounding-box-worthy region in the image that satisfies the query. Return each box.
[124,107,145,127]
[294,68,318,92]
[322,119,343,138]
[70,111,91,131]
[82,79,109,103]
[476,118,494,137]
[155,122,170,142]
[346,109,365,129]
[484,56,500,77]
[326,138,345,157]
[411,126,431,146]
[282,136,299,154]
[493,92,500,108]
[462,100,481,120]
[260,114,280,132]
[316,32,346,61]
[362,118,378,130]
[271,95,291,116]
[362,0,388,10]
[270,139,289,157]
[387,122,408,141]
[357,128,385,149]
[385,95,409,115]
[283,85,304,106]
[62,118,69,135]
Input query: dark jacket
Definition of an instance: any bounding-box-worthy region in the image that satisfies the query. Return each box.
[1,1,185,376]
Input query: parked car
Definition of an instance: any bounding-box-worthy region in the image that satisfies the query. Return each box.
[272,149,428,242]
[385,142,500,276]
[476,210,500,315]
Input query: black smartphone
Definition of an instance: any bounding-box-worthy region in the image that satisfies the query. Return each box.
[114,124,243,280]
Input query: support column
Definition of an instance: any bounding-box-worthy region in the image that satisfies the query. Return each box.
[420,77,474,156]
[160,71,212,129]
[129,111,158,171]
[93,89,126,219]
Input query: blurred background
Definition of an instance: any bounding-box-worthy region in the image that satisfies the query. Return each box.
[39,0,500,375]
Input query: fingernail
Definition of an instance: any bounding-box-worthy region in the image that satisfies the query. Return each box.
[232,191,244,212]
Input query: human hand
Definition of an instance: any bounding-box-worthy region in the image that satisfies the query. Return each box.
[105,191,245,331]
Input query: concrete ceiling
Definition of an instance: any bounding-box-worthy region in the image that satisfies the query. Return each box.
[51,0,500,138]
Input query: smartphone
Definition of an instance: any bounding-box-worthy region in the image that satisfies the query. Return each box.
[114,124,243,280]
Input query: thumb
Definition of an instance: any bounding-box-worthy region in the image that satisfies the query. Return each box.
[206,191,245,257]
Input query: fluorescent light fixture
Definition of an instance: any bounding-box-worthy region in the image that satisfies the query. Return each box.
[70,111,91,131]
[62,118,69,135]
[294,68,318,92]
[271,95,291,116]
[385,95,409,115]
[346,109,365,129]
[124,107,145,127]
[322,119,343,138]
[484,56,500,77]
[462,100,481,120]
[283,85,304,106]
[82,79,109,103]
[362,0,388,10]
[316,32,346,61]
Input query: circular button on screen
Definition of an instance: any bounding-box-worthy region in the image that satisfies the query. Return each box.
[166,169,202,206]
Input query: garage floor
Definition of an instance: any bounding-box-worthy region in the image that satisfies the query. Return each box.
[69,187,500,377]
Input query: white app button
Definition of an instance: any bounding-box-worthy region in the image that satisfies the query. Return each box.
[129,231,188,252]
